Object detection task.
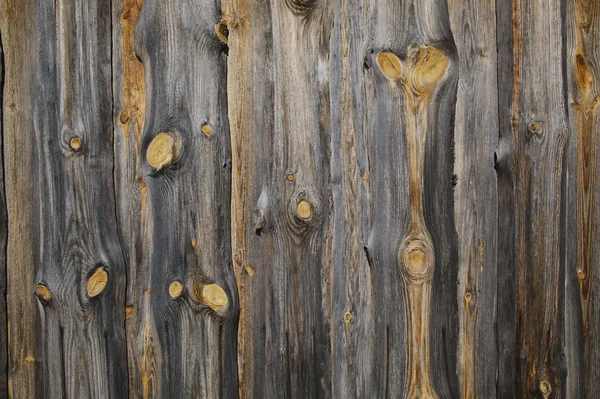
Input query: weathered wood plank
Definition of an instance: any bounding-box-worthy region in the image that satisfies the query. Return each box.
[111,0,149,395]
[128,0,238,396]
[0,36,8,399]
[1,0,129,397]
[511,0,568,396]
[495,0,518,396]
[565,0,600,397]
[448,0,499,397]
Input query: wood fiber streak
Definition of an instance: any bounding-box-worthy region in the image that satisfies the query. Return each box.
[512,0,568,397]
[112,0,148,395]
[131,0,238,397]
[448,0,499,397]
[3,0,600,396]
[0,35,7,399]
[227,0,334,395]
[1,0,129,397]
[566,0,600,396]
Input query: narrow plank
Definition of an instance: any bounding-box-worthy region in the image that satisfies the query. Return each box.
[1,0,129,397]
[0,36,9,398]
[132,0,238,396]
[565,0,600,396]
[226,0,335,394]
[511,0,568,396]
[494,0,518,395]
[0,0,38,395]
[448,0,499,397]
[367,1,460,396]
[111,0,149,396]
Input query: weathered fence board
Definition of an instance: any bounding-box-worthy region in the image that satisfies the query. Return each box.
[1,0,600,397]
[1,0,128,397]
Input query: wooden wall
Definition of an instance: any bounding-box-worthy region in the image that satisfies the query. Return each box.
[0,0,598,397]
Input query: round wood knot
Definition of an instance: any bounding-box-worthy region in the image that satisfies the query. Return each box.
[125,306,134,319]
[297,200,312,219]
[286,173,295,182]
[87,267,108,297]
[35,284,52,301]
[147,131,181,171]
[69,136,82,151]
[201,123,212,137]
[344,311,352,324]
[539,380,552,398]
[464,291,472,302]
[169,280,183,298]
[119,109,131,124]
[202,284,228,311]
[377,51,403,80]
[412,47,448,94]
[399,231,434,284]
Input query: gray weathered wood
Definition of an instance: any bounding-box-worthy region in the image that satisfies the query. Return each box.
[565,0,600,397]
[448,0,499,397]
[1,0,129,397]
[115,0,239,396]
[2,0,600,397]
[511,0,568,396]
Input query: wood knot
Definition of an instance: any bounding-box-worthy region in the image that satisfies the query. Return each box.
[344,311,352,324]
[147,131,181,171]
[286,173,295,182]
[215,20,229,44]
[119,109,131,124]
[399,230,434,284]
[169,281,183,298]
[87,266,108,297]
[201,284,228,311]
[377,46,449,110]
[412,46,448,94]
[125,305,134,319]
[69,136,82,151]
[297,200,312,219]
[377,51,403,80]
[539,380,552,398]
[35,284,52,301]
[201,122,212,137]
[464,291,472,301]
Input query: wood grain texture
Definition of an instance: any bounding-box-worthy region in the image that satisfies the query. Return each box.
[566,0,600,397]
[448,0,499,397]
[511,0,568,396]
[2,0,600,397]
[119,0,239,396]
[226,0,460,396]
[0,35,7,399]
[1,0,129,397]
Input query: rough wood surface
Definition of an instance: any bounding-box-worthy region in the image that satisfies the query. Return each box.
[1,0,600,397]
[1,0,129,397]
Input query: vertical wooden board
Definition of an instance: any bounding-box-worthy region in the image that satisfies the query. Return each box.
[495,0,518,396]
[0,0,37,396]
[448,0,499,397]
[227,0,335,395]
[368,2,460,398]
[111,0,148,395]
[512,0,568,397]
[0,37,8,398]
[132,0,238,397]
[565,0,600,396]
[1,0,129,397]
